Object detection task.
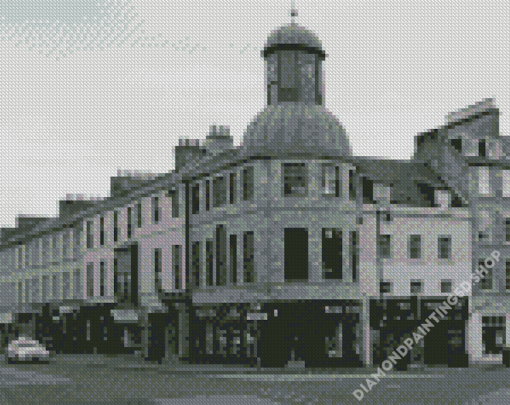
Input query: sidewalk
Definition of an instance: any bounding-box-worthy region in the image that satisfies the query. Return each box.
[52,353,507,375]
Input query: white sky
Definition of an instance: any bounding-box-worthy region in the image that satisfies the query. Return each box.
[0,0,509,228]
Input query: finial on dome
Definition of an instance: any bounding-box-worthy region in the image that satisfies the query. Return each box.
[290,0,298,24]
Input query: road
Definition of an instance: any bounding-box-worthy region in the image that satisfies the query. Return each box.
[0,355,508,404]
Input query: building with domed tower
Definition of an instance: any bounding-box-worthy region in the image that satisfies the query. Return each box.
[0,8,508,369]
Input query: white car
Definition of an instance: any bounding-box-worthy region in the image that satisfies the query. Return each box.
[7,337,50,363]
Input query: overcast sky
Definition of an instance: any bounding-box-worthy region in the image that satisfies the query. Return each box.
[0,0,508,228]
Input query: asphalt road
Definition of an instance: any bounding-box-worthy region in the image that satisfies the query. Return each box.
[0,355,508,405]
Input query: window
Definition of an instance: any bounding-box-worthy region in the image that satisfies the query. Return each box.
[506,218,510,242]
[438,236,451,259]
[409,235,421,259]
[441,280,452,293]
[52,274,58,300]
[172,189,179,218]
[410,281,422,294]
[478,211,491,242]
[283,163,307,196]
[378,235,391,259]
[482,316,506,354]
[503,170,510,197]
[154,249,162,293]
[229,173,236,204]
[380,281,391,294]
[173,245,181,290]
[192,184,200,214]
[322,165,339,196]
[86,263,94,297]
[192,242,200,287]
[100,217,105,246]
[127,207,132,239]
[42,275,49,301]
[100,261,105,297]
[206,240,213,286]
[479,139,486,157]
[480,260,493,290]
[113,211,118,242]
[478,167,490,195]
[322,229,342,280]
[351,231,358,281]
[278,51,298,102]
[243,167,254,201]
[349,170,356,200]
[229,235,237,284]
[451,138,462,153]
[206,180,210,211]
[113,258,118,294]
[213,177,227,207]
[506,260,510,290]
[86,220,93,249]
[362,177,374,204]
[284,228,308,280]
[215,226,226,286]
[152,196,159,224]
[136,202,142,228]
[63,273,70,300]
[243,231,254,283]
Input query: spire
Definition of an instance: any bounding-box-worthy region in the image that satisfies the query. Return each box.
[290,0,298,25]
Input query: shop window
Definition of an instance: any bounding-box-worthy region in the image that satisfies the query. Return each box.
[482,316,506,354]
[213,176,227,207]
[410,280,423,294]
[283,163,307,196]
[409,235,421,259]
[441,280,452,293]
[322,228,342,280]
[378,234,391,259]
[438,236,451,259]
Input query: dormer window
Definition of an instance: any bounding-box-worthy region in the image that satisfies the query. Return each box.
[450,138,462,153]
[322,164,339,196]
[435,189,450,209]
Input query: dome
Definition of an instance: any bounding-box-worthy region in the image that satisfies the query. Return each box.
[262,23,325,59]
[242,104,351,157]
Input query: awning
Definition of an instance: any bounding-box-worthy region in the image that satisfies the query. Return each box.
[111,309,139,323]
[0,313,14,324]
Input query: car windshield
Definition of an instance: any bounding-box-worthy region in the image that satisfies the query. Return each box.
[15,342,38,348]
